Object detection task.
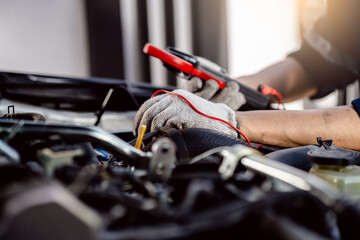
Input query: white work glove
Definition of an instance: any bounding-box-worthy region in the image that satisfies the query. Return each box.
[183,77,246,110]
[133,89,238,138]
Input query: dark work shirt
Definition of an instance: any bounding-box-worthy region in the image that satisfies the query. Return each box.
[290,0,360,99]
[352,98,360,116]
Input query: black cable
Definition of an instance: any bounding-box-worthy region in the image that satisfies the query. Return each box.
[95,88,114,126]
[94,84,140,126]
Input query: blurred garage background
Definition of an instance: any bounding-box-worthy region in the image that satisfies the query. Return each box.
[0,0,357,110]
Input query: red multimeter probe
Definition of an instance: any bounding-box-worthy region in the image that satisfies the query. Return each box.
[143,43,226,89]
[144,43,280,110]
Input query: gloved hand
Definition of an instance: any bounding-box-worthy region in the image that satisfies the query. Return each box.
[133,89,238,138]
[183,78,246,110]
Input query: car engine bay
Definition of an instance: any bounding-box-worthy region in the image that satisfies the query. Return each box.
[0,71,359,240]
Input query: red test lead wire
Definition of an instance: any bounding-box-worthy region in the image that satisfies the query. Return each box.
[151,90,252,145]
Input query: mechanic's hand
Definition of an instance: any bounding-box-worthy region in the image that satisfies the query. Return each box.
[133,89,238,138]
[183,77,246,110]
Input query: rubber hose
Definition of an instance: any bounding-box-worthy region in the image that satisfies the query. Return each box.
[168,128,249,159]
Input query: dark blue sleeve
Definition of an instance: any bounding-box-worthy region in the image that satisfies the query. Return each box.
[288,0,359,99]
[351,98,360,116]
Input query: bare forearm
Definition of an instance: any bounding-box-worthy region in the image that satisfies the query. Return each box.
[236,106,360,150]
[236,57,317,102]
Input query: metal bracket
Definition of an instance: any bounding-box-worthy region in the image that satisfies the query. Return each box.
[8,105,15,114]
[149,137,177,182]
[219,145,261,180]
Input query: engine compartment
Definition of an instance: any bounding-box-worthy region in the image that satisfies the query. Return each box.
[0,72,359,240]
